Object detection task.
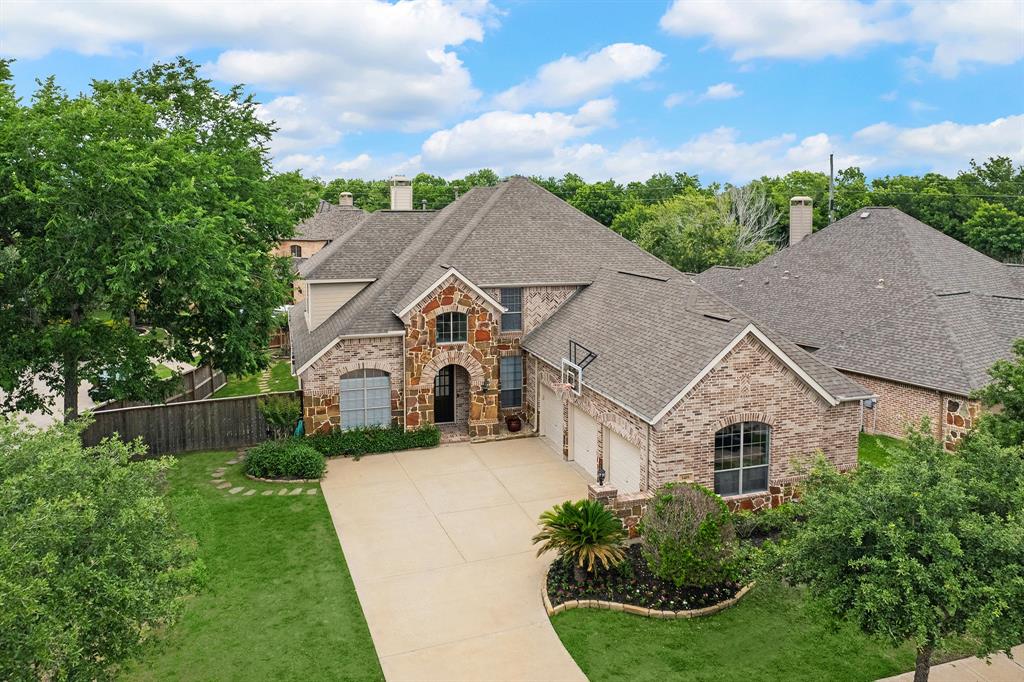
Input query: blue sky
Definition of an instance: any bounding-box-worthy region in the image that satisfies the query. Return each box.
[2,0,1022,183]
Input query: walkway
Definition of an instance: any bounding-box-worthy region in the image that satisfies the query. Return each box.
[879,646,1024,681]
[321,438,590,682]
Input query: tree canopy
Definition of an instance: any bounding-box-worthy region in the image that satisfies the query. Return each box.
[973,338,1024,447]
[0,418,202,680]
[767,427,1024,682]
[0,58,299,420]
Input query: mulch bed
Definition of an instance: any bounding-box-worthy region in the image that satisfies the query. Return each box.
[546,544,742,611]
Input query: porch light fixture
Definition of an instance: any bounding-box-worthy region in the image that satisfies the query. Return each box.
[597,464,606,486]
[482,378,490,393]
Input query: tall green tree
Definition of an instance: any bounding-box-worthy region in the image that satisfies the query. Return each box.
[963,203,1024,263]
[973,338,1024,446]
[0,417,202,680]
[768,427,1024,682]
[0,58,295,420]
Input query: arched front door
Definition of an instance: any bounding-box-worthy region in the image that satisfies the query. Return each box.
[434,365,456,423]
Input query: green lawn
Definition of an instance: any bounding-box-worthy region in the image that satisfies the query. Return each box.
[119,451,382,682]
[213,360,298,398]
[858,432,906,468]
[552,583,916,682]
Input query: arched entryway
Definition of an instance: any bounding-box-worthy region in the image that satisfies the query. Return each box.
[434,364,470,437]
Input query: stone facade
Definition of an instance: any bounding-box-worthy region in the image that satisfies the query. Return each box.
[298,335,404,435]
[847,371,979,448]
[402,274,512,438]
[652,335,860,508]
[589,485,652,538]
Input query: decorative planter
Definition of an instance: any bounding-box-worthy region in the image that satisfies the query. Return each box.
[505,414,522,432]
[541,566,754,620]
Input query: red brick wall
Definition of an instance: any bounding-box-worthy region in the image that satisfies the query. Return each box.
[298,335,404,435]
[846,371,943,439]
[653,335,860,505]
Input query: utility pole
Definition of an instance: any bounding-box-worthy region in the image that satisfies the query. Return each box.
[828,153,835,224]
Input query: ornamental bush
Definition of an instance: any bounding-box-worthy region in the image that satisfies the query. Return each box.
[257,394,301,439]
[639,482,739,588]
[306,424,440,458]
[532,499,627,583]
[0,418,202,681]
[245,439,325,480]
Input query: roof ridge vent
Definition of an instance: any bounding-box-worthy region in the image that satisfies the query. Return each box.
[993,294,1024,301]
[702,312,735,322]
[860,211,870,219]
[936,290,971,297]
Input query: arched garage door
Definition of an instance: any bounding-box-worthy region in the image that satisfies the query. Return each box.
[571,407,600,480]
[539,384,564,456]
[607,429,643,493]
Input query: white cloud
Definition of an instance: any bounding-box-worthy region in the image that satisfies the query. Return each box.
[664,92,690,108]
[659,0,1023,76]
[494,43,663,109]
[701,82,743,100]
[0,0,492,146]
[854,114,1024,173]
[420,98,616,169]
[880,90,899,102]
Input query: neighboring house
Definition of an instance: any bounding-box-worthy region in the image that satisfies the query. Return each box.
[274,192,367,302]
[699,199,1024,450]
[289,176,871,509]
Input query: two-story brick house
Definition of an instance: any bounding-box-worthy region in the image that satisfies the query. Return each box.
[289,176,871,508]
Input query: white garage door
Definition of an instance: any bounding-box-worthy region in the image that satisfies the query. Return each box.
[539,385,564,455]
[607,429,643,493]
[571,407,600,480]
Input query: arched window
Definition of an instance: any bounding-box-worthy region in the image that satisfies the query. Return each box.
[290,244,303,257]
[436,312,468,344]
[714,422,770,496]
[340,369,391,429]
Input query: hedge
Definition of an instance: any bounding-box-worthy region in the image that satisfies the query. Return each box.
[245,439,326,480]
[306,424,440,458]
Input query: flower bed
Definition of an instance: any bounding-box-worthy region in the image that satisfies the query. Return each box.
[545,544,745,613]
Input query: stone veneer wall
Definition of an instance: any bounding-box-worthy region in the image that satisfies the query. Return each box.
[403,275,514,438]
[653,335,860,509]
[299,334,404,435]
[843,371,974,444]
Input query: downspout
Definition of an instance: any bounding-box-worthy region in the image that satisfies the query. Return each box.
[402,330,408,432]
[533,354,540,433]
[645,422,651,491]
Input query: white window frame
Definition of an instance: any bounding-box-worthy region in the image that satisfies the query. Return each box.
[340,368,391,430]
[436,311,468,344]
[713,421,770,496]
[500,288,523,332]
[500,355,523,408]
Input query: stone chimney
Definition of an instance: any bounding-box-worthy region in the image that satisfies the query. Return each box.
[389,175,413,211]
[789,196,813,246]
[338,191,354,207]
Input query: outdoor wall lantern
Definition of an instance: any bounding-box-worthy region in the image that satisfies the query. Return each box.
[597,464,606,486]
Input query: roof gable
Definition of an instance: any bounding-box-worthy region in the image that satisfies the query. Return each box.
[396,268,506,319]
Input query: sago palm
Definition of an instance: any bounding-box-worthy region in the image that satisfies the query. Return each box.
[532,499,627,582]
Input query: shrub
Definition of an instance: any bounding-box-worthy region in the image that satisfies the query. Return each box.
[732,502,800,543]
[639,482,738,588]
[245,439,325,480]
[306,423,440,458]
[258,394,301,439]
[532,499,627,582]
[0,418,202,680]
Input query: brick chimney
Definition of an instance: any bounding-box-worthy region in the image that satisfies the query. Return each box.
[389,175,413,211]
[789,196,813,246]
[338,191,354,207]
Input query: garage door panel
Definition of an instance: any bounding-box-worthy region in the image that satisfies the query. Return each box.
[540,385,563,456]
[607,430,643,493]
[571,407,599,480]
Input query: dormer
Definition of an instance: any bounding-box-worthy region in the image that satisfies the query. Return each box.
[304,279,375,330]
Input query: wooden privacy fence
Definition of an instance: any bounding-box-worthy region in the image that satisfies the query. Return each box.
[81,390,301,456]
[95,364,227,411]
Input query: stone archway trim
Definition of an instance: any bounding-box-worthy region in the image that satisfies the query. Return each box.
[715,412,777,430]
[417,349,486,389]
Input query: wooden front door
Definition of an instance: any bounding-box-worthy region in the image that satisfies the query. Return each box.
[434,365,455,423]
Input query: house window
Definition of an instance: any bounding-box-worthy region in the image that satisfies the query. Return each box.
[339,369,391,430]
[500,288,523,332]
[436,312,467,344]
[290,244,302,257]
[713,422,770,496]
[500,355,523,408]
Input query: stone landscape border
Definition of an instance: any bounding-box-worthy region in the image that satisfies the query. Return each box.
[245,473,322,483]
[541,569,755,619]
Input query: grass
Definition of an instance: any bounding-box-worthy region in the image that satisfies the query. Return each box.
[552,582,917,682]
[213,360,298,398]
[119,451,382,682]
[858,432,906,468]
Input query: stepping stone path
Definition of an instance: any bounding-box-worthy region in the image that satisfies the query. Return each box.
[207,450,318,499]
[257,368,271,393]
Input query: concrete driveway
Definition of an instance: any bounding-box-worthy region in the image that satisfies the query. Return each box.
[321,437,590,682]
